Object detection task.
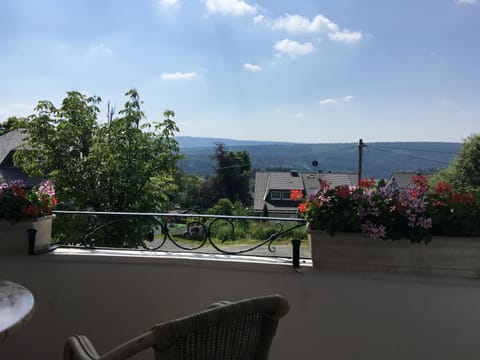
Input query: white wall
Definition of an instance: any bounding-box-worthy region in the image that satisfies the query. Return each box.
[2,250,480,359]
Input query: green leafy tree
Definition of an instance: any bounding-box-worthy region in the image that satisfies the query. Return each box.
[14,89,182,247]
[431,133,480,192]
[262,203,269,218]
[173,171,204,210]
[0,117,24,135]
[211,143,252,206]
[207,198,234,215]
[199,176,223,210]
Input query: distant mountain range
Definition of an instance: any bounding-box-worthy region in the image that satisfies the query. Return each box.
[175,136,293,148]
[175,136,462,179]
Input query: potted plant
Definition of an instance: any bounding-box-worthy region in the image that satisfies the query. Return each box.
[0,179,57,254]
[291,176,480,277]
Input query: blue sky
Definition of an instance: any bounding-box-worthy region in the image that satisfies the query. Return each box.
[1,0,479,143]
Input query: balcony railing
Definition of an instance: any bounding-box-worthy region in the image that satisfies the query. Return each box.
[52,210,308,265]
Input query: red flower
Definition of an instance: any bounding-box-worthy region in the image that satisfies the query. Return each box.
[359,177,375,188]
[289,189,303,201]
[319,180,330,192]
[452,192,474,204]
[395,202,404,213]
[336,185,350,198]
[20,205,40,217]
[412,175,428,189]
[298,202,308,214]
[12,186,25,197]
[435,181,452,196]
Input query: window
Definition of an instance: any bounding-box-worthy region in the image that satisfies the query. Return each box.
[282,191,291,200]
[270,191,281,200]
[270,190,294,201]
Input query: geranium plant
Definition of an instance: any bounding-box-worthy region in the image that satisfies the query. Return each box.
[0,180,57,221]
[291,175,445,243]
[426,181,480,236]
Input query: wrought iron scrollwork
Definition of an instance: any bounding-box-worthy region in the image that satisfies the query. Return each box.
[53,211,306,256]
[142,215,305,256]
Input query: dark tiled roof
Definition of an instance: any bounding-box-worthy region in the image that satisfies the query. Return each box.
[253,172,269,211]
[0,129,42,187]
[254,171,358,215]
[266,172,304,190]
[0,129,28,166]
[386,172,433,190]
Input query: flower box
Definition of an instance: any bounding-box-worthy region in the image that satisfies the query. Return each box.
[307,228,480,278]
[0,216,53,255]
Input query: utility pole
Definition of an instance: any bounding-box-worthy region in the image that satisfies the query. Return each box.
[358,138,367,185]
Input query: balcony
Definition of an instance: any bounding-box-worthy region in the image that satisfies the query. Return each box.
[2,214,480,359]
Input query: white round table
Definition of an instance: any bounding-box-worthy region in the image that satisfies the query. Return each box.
[0,279,35,341]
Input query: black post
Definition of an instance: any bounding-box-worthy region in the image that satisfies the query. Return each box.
[291,239,301,268]
[27,228,37,255]
[358,138,367,185]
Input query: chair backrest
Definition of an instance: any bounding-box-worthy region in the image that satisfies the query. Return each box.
[150,294,289,360]
[64,294,289,360]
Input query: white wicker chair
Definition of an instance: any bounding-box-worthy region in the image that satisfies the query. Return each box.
[63,294,289,360]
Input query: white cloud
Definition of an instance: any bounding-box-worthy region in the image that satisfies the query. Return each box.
[87,43,112,57]
[244,63,262,72]
[319,98,338,105]
[294,113,305,118]
[328,30,363,43]
[205,0,256,15]
[320,95,355,105]
[272,14,338,33]
[161,72,197,80]
[455,0,477,4]
[270,13,362,43]
[253,14,264,24]
[158,0,179,7]
[274,38,313,56]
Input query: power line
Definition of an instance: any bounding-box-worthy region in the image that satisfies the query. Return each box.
[371,144,459,155]
[370,146,450,165]
[214,163,250,171]
[314,145,357,154]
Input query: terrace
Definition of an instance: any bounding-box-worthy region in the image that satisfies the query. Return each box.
[2,212,480,360]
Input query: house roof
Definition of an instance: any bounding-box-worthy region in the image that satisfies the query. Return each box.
[386,172,433,190]
[0,129,41,187]
[0,129,28,166]
[254,171,358,214]
[265,172,304,191]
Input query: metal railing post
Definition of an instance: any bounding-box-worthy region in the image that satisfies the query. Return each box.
[291,239,301,268]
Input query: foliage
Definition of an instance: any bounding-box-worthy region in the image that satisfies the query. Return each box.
[430,133,480,192]
[206,198,253,216]
[294,175,480,242]
[13,89,182,247]
[207,198,234,216]
[262,204,269,217]
[293,177,432,243]
[426,181,480,236]
[0,118,22,135]
[0,180,57,220]
[172,171,204,210]
[209,143,252,206]
[198,176,223,209]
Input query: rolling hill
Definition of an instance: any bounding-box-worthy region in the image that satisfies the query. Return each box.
[175,137,461,179]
